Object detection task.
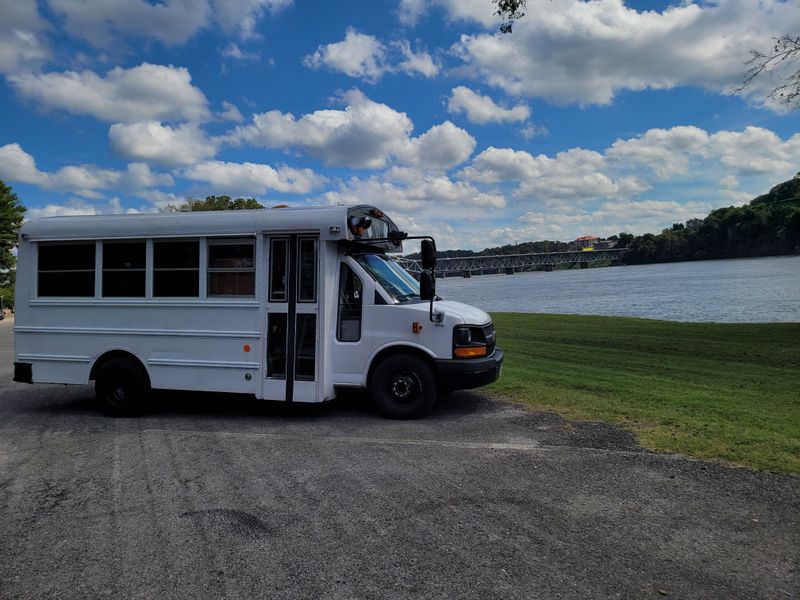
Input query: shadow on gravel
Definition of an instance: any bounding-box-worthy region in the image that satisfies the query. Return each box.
[14,384,642,452]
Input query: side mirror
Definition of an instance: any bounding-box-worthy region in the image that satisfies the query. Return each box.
[421,239,437,270]
[420,271,436,301]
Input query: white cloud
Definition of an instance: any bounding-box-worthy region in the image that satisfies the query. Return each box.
[447,86,530,124]
[461,123,800,214]
[46,0,292,48]
[212,0,292,39]
[303,29,438,81]
[0,143,172,198]
[8,63,210,123]
[450,0,800,110]
[398,121,476,169]
[0,0,50,74]
[607,126,711,178]
[220,42,258,61]
[394,40,438,78]
[322,169,506,216]
[304,28,386,81]
[520,124,548,140]
[462,145,649,205]
[463,146,615,190]
[183,160,325,196]
[0,142,42,185]
[488,196,716,243]
[224,89,475,169]
[48,0,211,47]
[221,101,245,122]
[607,125,800,179]
[398,0,496,27]
[710,127,800,176]
[108,121,218,167]
[136,190,185,209]
[25,197,139,219]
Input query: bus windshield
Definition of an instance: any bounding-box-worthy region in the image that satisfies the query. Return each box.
[355,254,420,303]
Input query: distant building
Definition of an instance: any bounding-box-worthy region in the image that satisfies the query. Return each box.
[574,235,600,249]
[571,236,617,251]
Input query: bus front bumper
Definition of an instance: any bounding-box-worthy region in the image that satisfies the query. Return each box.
[436,347,504,392]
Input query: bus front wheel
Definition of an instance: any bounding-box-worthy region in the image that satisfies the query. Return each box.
[370,354,437,419]
[95,358,149,417]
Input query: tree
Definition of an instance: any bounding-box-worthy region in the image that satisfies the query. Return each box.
[623,174,800,265]
[163,195,265,212]
[615,232,635,249]
[494,0,527,33]
[0,181,26,311]
[738,35,800,110]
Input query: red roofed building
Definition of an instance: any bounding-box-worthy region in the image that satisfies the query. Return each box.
[571,236,617,250]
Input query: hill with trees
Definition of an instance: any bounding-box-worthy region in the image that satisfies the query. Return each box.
[622,174,800,264]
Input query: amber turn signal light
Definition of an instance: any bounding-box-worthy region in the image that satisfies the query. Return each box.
[454,346,487,358]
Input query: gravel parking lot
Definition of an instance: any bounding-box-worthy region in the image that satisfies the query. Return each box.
[1,318,798,599]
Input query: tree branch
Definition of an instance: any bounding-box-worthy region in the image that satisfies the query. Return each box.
[494,0,527,34]
[736,35,800,109]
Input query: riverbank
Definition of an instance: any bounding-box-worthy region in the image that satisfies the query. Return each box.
[486,313,800,474]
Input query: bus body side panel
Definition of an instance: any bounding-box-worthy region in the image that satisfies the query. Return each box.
[15,301,262,393]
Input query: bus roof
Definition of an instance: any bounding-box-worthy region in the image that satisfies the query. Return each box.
[20,205,390,242]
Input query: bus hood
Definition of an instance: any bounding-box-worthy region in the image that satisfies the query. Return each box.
[432,300,491,326]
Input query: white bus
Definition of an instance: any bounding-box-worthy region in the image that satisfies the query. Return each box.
[13,205,503,418]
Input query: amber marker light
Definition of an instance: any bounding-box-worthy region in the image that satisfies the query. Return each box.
[454,346,487,358]
[412,322,422,333]
[243,344,251,353]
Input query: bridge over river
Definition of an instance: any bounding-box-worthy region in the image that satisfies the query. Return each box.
[398,248,629,277]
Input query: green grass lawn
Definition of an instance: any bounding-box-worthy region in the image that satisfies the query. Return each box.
[486,313,800,474]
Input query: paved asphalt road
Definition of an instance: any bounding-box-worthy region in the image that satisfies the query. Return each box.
[0,318,798,599]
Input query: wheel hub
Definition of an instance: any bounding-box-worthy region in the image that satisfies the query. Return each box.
[390,373,418,402]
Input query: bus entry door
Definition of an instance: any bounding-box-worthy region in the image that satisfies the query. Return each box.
[263,235,319,402]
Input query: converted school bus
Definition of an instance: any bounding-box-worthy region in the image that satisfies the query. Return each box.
[14,205,503,418]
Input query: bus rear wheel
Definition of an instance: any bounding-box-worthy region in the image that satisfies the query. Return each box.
[370,354,437,419]
[95,358,149,417]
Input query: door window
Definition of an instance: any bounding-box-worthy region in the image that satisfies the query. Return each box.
[297,237,317,303]
[337,263,363,342]
[269,238,288,302]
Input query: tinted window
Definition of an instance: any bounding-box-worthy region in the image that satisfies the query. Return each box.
[295,314,316,380]
[103,241,145,297]
[38,243,95,297]
[154,240,199,297]
[269,239,288,302]
[298,238,317,303]
[267,313,287,378]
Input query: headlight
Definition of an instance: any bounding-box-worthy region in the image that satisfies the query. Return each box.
[453,325,488,358]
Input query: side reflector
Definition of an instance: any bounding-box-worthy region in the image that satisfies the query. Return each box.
[412,322,422,333]
[454,346,487,358]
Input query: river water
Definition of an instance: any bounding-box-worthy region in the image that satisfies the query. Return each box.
[435,255,800,323]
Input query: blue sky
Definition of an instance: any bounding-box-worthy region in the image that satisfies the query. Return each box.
[1,0,799,249]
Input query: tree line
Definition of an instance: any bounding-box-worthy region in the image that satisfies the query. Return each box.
[621,174,800,264]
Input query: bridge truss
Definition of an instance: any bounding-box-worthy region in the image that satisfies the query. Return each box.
[397,249,628,277]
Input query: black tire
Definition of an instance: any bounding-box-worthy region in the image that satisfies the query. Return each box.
[95,358,149,417]
[370,354,437,419]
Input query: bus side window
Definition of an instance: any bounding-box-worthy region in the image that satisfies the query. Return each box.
[337,264,362,342]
